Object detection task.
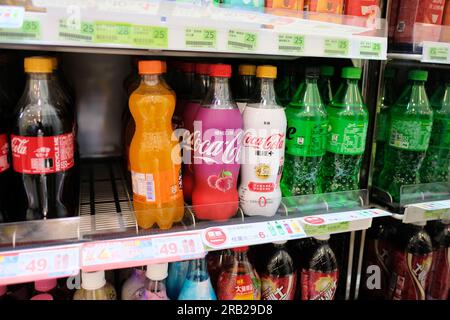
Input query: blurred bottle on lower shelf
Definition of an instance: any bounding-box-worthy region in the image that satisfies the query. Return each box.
[178,258,216,300]
[73,271,117,300]
[30,278,67,300]
[130,263,170,300]
[121,268,147,300]
[207,250,232,292]
[166,261,189,300]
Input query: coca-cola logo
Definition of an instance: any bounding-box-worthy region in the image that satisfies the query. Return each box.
[0,141,8,154]
[34,147,51,158]
[243,132,285,150]
[11,137,29,155]
[193,129,242,165]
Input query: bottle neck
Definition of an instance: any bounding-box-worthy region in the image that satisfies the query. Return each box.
[333,79,364,109]
[202,76,236,109]
[250,78,279,108]
[23,73,52,102]
[192,74,210,101]
[408,80,429,111]
[141,74,163,86]
[291,78,324,111]
[187,258,208,280]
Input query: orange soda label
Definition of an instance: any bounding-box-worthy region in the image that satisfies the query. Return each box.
[132,168,182,204]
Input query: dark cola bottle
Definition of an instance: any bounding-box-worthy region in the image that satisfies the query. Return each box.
[0,82,12,223]
[11,57,76,221]
[300,235,339,300]
[387,221,433,300]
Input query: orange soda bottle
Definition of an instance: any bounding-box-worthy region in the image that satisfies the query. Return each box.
[129,60,184,229]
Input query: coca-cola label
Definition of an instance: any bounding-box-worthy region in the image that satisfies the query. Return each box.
[261,273,297,300]
[243,132,285,151]
[0,134,9,173]
[426,247,449,300]
[11,133,75,174]
[193,129,242,165]
[301,269,338,300]
[389,250,433,300]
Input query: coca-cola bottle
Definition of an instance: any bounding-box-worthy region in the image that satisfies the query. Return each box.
[387,221,433,300]
[11,57,76,220]
[173,62,195,129]
[239,65,286,216]
[235,64,256,113]
[206,249,232,292]
[0,84,12,223]
[425,220,449,300]
[192,64,243,221]
[260,241,297,300]
[301,235,339,300]
[216,246,261,300]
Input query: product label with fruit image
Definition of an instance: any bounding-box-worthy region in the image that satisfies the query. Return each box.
[301,269,338,300]
[11,133,74,174]
[261,273,297,300]
[0,134,9,173]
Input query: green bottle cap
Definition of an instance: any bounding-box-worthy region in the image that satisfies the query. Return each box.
[408,70,428,81]
[341,67,362,80]
[320,65,334,77]
[384,68,396,79]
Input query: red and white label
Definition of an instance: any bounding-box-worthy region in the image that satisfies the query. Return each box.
[0,134,9,173]
[11,133,74,174]
[243,132,285,150]
[248,182,275,193]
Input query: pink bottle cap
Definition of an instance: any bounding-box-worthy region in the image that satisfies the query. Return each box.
[35,278,57,292]
[0,285,6,296]
[31,293,53,300]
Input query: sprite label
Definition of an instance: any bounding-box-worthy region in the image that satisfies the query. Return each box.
[326,115,368,155]
[286,119,328,157]
[388,117,433,151]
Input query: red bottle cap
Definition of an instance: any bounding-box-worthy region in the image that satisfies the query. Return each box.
[35,279,57,292]
[210,64,232,78]
[195,63,210,75]
[180,62,195,73]
[232,246,249,252]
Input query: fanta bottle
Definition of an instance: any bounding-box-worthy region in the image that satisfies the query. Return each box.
[129,60,184,229]
[192,64,243,221]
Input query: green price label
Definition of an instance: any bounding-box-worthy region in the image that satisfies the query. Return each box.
[227,29,257,52]
[303,222,350,236]
[428,47,448,62]
[425,208,450,220]
[324,38,349,56]
[185,27,216,49]
[278,33,304,54]
[132,25,168,48]
[0,20,41,41]
[58,19,94,42]
[94,21,132,44]
[359,41,381,57]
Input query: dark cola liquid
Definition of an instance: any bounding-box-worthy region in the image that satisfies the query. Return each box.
[11,73,76,221]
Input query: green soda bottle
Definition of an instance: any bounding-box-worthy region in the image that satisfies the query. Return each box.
[320,67,369,193]
[281,67,328,196]
[275,63,297,107]
[318,65,335,106]
[378,70,433,202]
[373,68,396,187]
[419,75,450,183]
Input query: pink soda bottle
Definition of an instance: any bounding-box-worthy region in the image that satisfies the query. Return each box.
[182,63,210,203]
[192,64,243,220]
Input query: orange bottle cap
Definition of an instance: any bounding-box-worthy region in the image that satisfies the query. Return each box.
[256,65,277,79]
[24,57,53,73]
[161,61,167,73]
[238,64,256,76]
[50,56,58,70]
[138,60,164,75]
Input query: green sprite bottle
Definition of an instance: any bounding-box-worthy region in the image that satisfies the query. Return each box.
[281,67,328,196]
[419,76,450,183]
[373,68,396,187]
[378,70,433,202]
[320,67,369,193]
[318,65,335,106]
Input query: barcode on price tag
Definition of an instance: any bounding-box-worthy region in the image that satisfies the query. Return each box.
[152,234,204,262]
[18,247,80,278]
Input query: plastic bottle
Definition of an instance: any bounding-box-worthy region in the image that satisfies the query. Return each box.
[260,241,297,300]
[192,64,243,221]
[217,246,261,300]
[301,235,339,300]
[304,0,344,13]
[30,278,67,300]
[129,60,184,229]
[275,63,297,108]
[281,67,328,196]
[320,67,368,193]
[166,260,190,300]
[425,220,449,300]
[387,221,433,300]
[239,65,286,216]
[0,86,11,223]
[420,76,450,184]
[373,68,396,187]
[73,271,117,300]
[318,65,334,106]
[121,268,147,300]
[344,0,381,17]
[207,250,232,292]
[182,63,211,203]
[178,258,217,300]
[235,64,256,113]
[378,70,433,202]
[173,62,195,129]
[11,56,76,220]
[130,263,170,300]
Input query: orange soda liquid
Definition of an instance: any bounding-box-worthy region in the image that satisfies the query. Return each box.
[129,60,184,229]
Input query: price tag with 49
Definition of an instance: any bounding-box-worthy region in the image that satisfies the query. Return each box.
[152,234,204,261]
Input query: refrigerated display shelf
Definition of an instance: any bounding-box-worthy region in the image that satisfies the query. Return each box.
[388,41,450,64]
[0,2,387,60]
[0,158,392,285]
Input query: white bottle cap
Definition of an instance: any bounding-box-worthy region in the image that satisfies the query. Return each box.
[81,270,106,290]
[273,240,287,245]
[314,234,330,241]
[411,221,426,227]
[146,263,168,281]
